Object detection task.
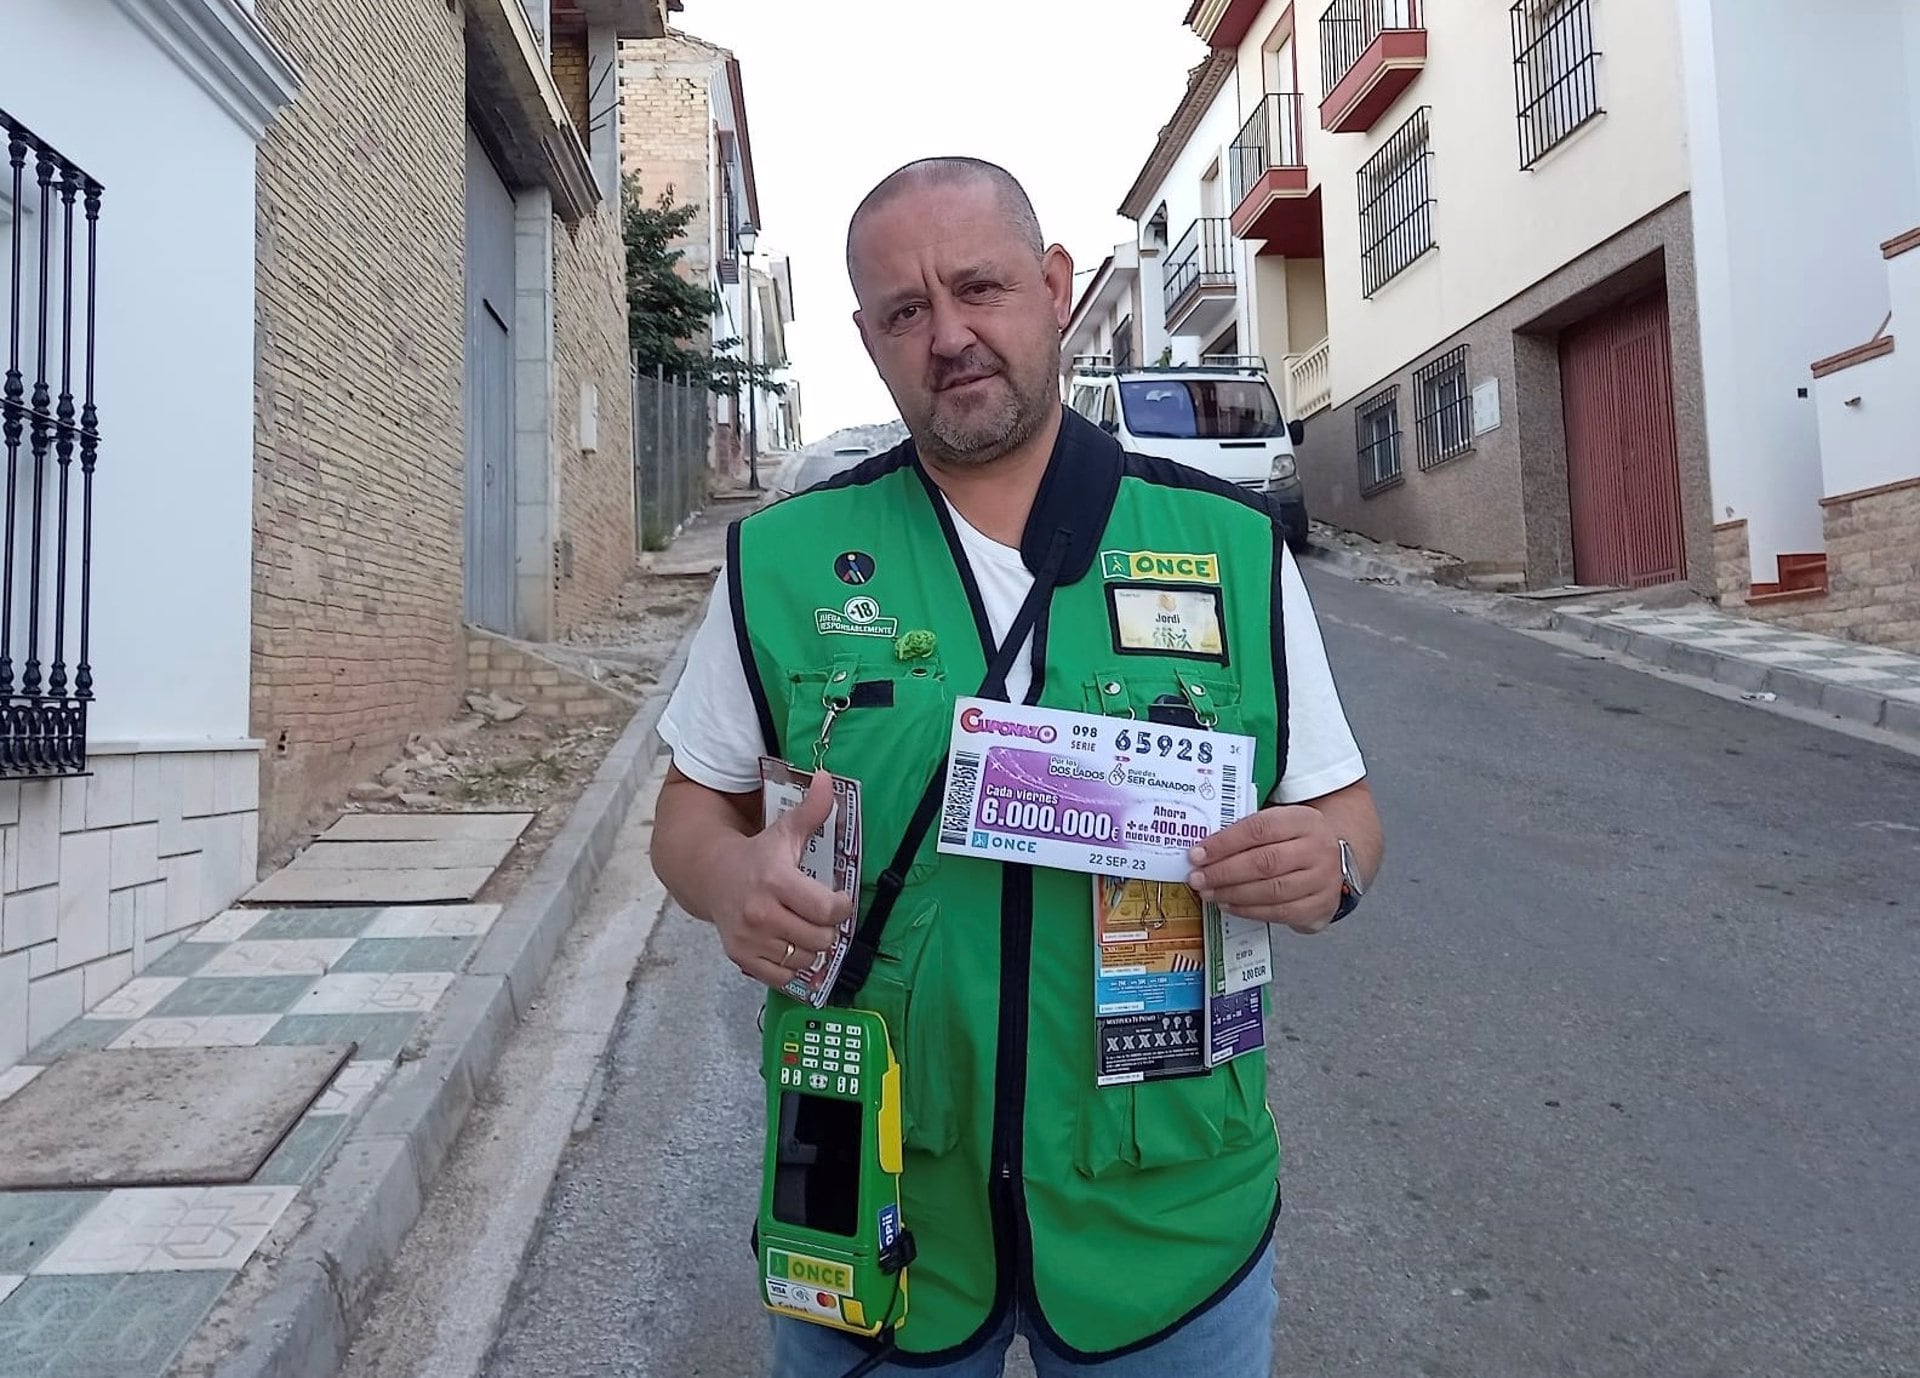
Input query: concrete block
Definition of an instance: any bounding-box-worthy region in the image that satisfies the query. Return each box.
[1883,696,1920,741]
[294,1134,425,1316]
[0,780,20,827]
[27,942,55,978]
[2,885,57,953]
[85,758,134,830]
[199,812,249,914]
[15,780,61,890]
[1766,669,1827,711]
[181,753,216,819]
[1710,656,1773,693]
[27,966,82,1047]
[158,807,204,860]
[55,831,112,969]
[1665,645,1722,679]
[226,752,261,814]
[163,851,205,935]
[108,886,135,953]
[354,980,512,1188]
[81,951,132,1009]
[1625,632,1677,668]
[61,777,87,833]
[1821,684,1888,728]
[132,754,164,825]
[109,823,162,890]
[0,951,26,1068]
[131,881,167,971]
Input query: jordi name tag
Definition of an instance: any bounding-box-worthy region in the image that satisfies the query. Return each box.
[1110,586,1224,658]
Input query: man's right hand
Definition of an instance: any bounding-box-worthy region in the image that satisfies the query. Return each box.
[712,769,855,991]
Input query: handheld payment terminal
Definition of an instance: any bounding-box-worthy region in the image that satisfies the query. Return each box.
[758,1007,915,1340]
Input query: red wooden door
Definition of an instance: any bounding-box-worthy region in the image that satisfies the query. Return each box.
[1560,291,1688,587]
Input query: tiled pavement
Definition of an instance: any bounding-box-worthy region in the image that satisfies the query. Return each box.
[1555,603,1920,722]
[0,901,502,1378]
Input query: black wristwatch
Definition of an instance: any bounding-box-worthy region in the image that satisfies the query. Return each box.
[1330,838,1365,924]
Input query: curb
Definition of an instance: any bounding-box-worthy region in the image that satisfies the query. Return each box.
[1298,538,1426,585]
[209,625,701,1378]
[1546,608,1920,743]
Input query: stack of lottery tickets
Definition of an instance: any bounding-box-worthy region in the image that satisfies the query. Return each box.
[759,758,862,1008]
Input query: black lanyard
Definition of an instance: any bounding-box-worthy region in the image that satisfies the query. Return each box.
[830,527,1068,1002]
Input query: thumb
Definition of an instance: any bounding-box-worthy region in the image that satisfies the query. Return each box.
[778,768,837,844]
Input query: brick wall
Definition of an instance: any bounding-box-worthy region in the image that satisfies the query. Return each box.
[618,34,720,285]
[552,207,638,634]
[1720,481,1920,652]
[1712,520,1750,604]
[467,632,630,717]
[251,0,468,857]
[552,30,592,137]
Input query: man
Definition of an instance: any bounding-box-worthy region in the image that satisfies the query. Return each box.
[652,158,1382,1377]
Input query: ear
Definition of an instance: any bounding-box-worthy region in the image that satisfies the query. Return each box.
[853,309,878,367]
[1042,245,1075,331]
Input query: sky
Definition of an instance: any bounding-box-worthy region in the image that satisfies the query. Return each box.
[677,1,1207,441]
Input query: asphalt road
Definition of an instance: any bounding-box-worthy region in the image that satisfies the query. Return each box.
[484,569,1920,1378]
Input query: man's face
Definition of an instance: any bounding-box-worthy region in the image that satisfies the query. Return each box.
[849,182,1074,468]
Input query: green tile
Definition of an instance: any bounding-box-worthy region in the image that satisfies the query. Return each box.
[254,1113,350,1187]
[330,937,476,974]
[0,1192,105,1273]
[150,976,315,1018]
[0,1272,229,1378]
[25,1019,128,1061]
[261,1012,421,1060]
[243,909,380,940]
[141,943,220,977]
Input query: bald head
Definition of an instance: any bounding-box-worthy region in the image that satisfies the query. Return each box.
[845,157,1045,286]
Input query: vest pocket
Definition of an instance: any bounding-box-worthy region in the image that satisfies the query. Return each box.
[1073,1067,1237,1178]
[853,896,960,1157]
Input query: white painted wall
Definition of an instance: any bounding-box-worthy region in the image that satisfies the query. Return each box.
[1308,0,1693,406]
[1131,77,1248,365]
[2,0,264,746]
[1813,351,1918,501]
[1682,0,1920,578]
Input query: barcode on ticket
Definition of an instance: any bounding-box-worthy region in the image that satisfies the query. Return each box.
[940,751,982,847]
[1219,763,1240,824]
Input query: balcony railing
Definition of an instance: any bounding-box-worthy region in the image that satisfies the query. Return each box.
[1284,338,1332,419]
[1321,0,1422,98]
[1231,93,1307,208]
[1163,217,1235,322]
[2,110,102,777]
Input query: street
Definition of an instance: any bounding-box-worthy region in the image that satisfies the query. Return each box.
[481,567,1920,1378]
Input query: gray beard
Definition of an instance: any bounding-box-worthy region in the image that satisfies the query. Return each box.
[919,385,1046,468]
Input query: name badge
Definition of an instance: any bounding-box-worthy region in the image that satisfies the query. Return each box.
[1108,585,1226,661]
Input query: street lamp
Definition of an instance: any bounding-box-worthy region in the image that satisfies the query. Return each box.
[739,222,760,490]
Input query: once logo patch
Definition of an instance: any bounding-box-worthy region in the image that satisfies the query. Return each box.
[835,551,877,585]
[1100,549,1220,585]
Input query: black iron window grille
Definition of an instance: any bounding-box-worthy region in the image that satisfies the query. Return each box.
[1113,314,1135,372]
[1230,92,1306,209]
[1321,0,1422,99]
[2,110,100,778]
[1357,106,1433,296]
[1356,386,1403,496]
[1414,344,1473,469]
[1511,0,1603,169]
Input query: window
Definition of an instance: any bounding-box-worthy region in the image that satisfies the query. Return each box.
[1113,315,1135,372]
[1511,0,1602,169]
[1355,387,1403,495]
[1122,378,1285,441]
[1357,107,1433,296]
[2,110,102,777]
[1414,345,1473,468]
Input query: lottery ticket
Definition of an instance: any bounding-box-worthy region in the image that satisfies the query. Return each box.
[937,698,1254,882]
[759,758,862,1008]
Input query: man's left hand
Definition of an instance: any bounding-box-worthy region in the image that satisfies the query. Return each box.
[1187,805,1342,934]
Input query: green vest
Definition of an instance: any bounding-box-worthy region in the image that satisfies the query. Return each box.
[733,411,1290,1362]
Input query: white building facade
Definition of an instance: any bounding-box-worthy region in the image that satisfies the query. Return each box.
[0,0,295,1072]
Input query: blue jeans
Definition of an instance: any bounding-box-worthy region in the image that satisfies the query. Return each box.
[769,1243,1277,1377]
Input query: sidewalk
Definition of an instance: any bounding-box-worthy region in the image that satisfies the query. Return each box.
[1300,530,1920,744]
[0,647,697,1377]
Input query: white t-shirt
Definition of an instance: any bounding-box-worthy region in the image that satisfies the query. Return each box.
[659,503,1366,806]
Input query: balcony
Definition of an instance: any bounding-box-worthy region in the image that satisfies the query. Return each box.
[1319,0,1427,134]
[1229,93,1323,258]
[1163,218,1237,338]
[1284,338,1333,420]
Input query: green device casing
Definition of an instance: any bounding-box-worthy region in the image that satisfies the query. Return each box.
[757,1006,913,1337]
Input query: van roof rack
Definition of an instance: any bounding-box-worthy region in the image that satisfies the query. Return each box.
[1070,353,1269,378]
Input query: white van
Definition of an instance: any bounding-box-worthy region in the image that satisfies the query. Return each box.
[1065,355,1309,552]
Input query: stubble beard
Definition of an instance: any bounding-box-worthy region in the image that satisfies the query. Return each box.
[914,350,1052,470]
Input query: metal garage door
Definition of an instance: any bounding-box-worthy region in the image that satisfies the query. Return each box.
[1560,289,1687,588]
